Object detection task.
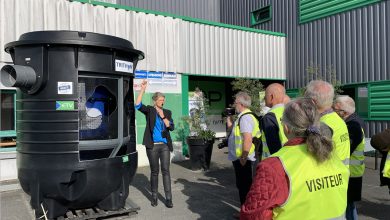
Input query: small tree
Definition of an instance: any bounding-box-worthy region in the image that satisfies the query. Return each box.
[231,78,264,115]
[182,88,216,141]
[300,63,343,96]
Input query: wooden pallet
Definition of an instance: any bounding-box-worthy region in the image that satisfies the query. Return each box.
[0,141,16,147]
[56,199,139,220]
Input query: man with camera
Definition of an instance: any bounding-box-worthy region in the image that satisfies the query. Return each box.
[226,91,261,218]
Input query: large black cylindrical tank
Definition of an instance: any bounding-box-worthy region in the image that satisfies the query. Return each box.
[0,31,144,219]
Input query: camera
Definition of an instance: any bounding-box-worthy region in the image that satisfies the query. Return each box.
[218,138,228,149]
[222,107,235,117]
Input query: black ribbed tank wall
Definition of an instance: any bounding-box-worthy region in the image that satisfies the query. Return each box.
[16,46,79,155]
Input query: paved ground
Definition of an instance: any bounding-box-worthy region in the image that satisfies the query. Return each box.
[1,141,390,219]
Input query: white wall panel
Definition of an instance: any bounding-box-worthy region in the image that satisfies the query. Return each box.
[179,20,286,79]
[0,0,285,79]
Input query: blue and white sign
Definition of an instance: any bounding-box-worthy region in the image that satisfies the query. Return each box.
[163,72,177,79]
[135,70,147,79]
[147,71,163,79]
[115,60,133,73]
[133,70,181,93]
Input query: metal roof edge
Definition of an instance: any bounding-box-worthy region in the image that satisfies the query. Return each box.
[71,0,286,37]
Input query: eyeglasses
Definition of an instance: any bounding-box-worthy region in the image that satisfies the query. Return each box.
[334,109,345,114]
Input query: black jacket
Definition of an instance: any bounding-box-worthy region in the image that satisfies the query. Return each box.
[137,104,174,152]
[261,112,282,154]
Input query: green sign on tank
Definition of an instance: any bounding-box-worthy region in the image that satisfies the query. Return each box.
[56,101,75,111]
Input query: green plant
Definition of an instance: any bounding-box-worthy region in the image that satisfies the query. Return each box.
[231,78,264,115]
[299,63,343,96]
[183,88,216,141]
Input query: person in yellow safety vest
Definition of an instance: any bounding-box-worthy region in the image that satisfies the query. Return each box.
[334,95,365,220]
[304,80,350,166]
[383,153,390,179]
[261,83,288,159]
[241,98,349,220]
[226,91,261,218]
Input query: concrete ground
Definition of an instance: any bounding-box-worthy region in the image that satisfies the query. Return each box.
[1,141,390,220]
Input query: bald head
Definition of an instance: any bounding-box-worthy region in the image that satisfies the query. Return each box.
[265,83,286,107]
[304,80,334,111]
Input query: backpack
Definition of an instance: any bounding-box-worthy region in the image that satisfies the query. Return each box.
[238,112,263,160]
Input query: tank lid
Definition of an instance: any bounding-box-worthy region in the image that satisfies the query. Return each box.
[5,31,144,60]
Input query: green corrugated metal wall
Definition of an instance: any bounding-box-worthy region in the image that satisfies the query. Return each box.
[369,82,390,120]
[299,0,383,23]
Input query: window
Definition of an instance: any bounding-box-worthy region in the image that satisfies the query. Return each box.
[250,5,271,26]
[357,87,368,118]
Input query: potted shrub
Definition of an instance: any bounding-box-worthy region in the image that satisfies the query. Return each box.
[183,88,216,171]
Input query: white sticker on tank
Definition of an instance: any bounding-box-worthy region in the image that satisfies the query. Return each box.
[115,60,133,73]
[58,82,73,95]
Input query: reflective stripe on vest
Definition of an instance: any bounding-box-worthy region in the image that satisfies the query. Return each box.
[321,112,350,167]
[383,154,390,178]
[234,110,261,158]
[350,130,365,177]
[272,144,349,220]
[261,105,288,160]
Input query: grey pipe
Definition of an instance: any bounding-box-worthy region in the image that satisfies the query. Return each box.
[1,65,36,89]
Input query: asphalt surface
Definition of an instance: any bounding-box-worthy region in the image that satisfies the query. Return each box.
[1,141,390,220]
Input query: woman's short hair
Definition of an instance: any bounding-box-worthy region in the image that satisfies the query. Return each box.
[334,95,355,114]
[152,92,165,101]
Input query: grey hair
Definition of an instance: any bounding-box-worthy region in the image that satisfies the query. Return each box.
[334,95,356,114]
[235,91,251,108]
[152,92,165,101]
[282,98,333,163]
[304,80,334,109]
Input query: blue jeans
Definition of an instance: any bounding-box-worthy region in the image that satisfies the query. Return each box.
[346,202,358,220]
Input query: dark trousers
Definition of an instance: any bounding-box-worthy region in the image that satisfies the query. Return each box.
[233,159,255,205]
[146,143,172,200]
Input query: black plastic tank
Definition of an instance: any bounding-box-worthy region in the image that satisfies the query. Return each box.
[0,31,144,219]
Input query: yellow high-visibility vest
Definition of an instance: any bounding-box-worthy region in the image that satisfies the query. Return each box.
[321,112,350,166]
[272,144,349,220]
[234,109,261,157]
[261,105,288,159]
[383,154,390,178]
[350,129,365,177]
